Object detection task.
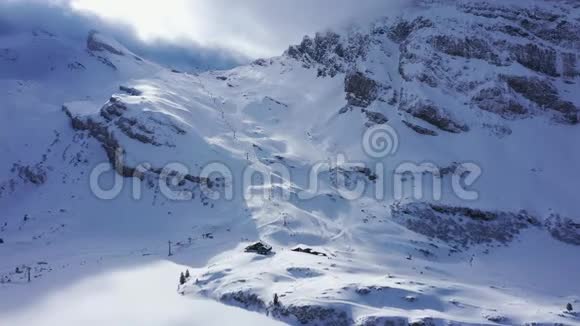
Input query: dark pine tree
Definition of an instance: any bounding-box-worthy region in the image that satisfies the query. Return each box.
[273,293,279,306]
[179,272,186,285]
[567,303,573,312]
[185,269,190,279]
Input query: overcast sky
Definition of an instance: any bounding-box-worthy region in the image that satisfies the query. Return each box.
[1,0,407,70]
[69,0,407,58]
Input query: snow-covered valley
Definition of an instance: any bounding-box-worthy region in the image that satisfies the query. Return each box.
[1,0,580,325]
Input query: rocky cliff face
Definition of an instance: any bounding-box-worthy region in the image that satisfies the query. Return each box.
[62,89,213,197]
[87,30,125,56]
[285,0,580,133]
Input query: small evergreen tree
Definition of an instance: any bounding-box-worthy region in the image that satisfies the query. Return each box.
[185,269,190,279]
[273,293,279,306]
[567,303,573,312]
[179,272,186,285]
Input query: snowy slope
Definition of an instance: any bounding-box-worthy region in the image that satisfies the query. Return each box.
[1,0,580,325]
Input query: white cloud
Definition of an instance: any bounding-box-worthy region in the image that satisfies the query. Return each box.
[69,0,407,58]
[0,0,246,70]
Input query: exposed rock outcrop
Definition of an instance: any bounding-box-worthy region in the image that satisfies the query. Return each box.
[119,85,143,96]
[364,110,388,125]
[220,291,266,311]
[356,315,409,326]
[270,303,352,326]
[12,163,47,185]
[62,103,131,177]
[504,76,579,124]
[286,31,369,77]
[87,31,124,56]
[471,86,527,119]
[62,99,206,192]
[511,43,558,77]
[431,35,502,65]
[391,202,540,248]
[398,42,439,88]
[400,95,468,133]
[329,166,378,189]
[388,17,432,43]
[402,121,438,136]
[545,214,580,246]
[344,72,379,108]
[562,52,579,78]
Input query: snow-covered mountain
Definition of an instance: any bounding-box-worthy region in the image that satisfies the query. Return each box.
[1,0,580,325]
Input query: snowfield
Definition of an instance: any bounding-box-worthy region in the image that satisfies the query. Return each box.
[0,259,284,325]
[1,0,580,325]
